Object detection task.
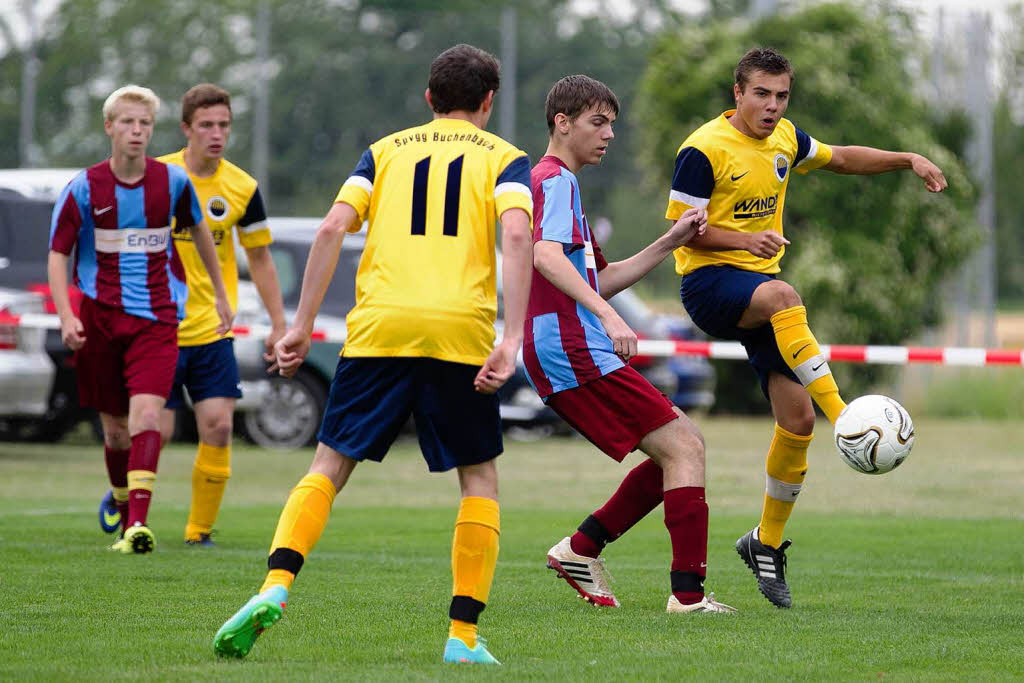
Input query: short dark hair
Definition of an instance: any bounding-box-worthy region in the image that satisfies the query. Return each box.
[734,48,794,91]
[544,75,619,135]
[428,44,500,114]
[181,83,231,125]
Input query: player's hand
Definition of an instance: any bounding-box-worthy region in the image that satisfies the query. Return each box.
[272,327,311,378]
[263,324,287,365]
[599,310,638,362]
[666,207,708,246]
[214,295,235,336]
[911,154,947,193]
[474,339,517,394]
[59,314,86,351]
[745,231,790,259]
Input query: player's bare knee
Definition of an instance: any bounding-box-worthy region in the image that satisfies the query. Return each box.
[203,418,233,447]
[755,280,802,316]
[104,430,131,451]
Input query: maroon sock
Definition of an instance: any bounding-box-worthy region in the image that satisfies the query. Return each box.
[104,446,130,530]
[127,430,161,527]
[570,458,664,558]
[664,486,708,605]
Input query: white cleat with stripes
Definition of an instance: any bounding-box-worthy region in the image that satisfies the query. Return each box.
[545,536,620,607]
[736,526,792,608]
[666,592,737,614]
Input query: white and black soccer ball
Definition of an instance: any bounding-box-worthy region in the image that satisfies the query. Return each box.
[833,395,915,475]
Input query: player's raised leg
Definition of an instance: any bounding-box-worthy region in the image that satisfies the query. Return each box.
[213,443,352,658]
[740,280,846,424]
[444,460,501,665]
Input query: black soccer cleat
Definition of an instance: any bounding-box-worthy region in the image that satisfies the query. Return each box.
[736,527,792,608]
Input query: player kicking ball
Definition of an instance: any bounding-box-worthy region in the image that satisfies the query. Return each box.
[665,48,947,607]
[526,76,733,614]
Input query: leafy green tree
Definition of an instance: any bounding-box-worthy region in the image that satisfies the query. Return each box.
[636,3,977,411]
[2,0,677,224]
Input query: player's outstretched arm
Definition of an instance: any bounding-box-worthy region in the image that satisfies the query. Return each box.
[47,250,85,350]
[534,239,638,361]
[826,146,948,192]
[598,207,707,299]
[474,208,531,395]
[189,220,235,334]
[244,244,288,364]
[273,201,359,377]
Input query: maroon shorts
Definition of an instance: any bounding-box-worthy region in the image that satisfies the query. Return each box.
[545,365,678,461]
[76,296,179,416]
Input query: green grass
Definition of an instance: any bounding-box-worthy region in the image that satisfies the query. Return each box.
[1,417,1022,681]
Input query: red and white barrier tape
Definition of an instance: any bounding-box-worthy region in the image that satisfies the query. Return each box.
[2,312,1021,367]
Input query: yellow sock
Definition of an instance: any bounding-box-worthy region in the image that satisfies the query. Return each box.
[449,620,478,648]
[758,423,811,549]
[259,473,337,594]
[184,442,231,541]
[770,305,847,424]
[449,496,500,649]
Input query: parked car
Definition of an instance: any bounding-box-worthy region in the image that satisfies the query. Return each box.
[235,218,714,448]
[0,190,97,441]
[0,287,57,440]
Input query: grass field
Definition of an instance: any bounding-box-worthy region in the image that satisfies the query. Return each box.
[1,417,1022,681]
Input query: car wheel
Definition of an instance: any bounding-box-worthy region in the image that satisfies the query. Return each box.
[241,370,327,449]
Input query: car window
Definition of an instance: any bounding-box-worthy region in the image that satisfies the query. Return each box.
[0,194,55,289]
[269,240,360,320]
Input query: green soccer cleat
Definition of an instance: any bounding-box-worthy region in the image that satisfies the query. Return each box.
[213,586,288,658]
[443,636,501,665]
[123,523,155,554]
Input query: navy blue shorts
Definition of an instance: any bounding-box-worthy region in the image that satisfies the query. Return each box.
[317,356,503,473]
[679,265,798,397]
[165,338,242,409]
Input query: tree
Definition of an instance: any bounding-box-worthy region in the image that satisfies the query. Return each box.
[636,3,977,411]
[2,0,680,224]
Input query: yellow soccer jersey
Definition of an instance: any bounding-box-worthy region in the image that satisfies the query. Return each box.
[334,117,532,365]
[159,149,272,346]
[665,110,832,276]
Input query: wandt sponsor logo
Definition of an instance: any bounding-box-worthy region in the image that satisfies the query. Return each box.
[733,193,778,219]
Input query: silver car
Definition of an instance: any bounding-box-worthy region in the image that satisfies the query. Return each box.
[0,287,55,427]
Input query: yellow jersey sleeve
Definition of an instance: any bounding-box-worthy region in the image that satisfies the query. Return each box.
[792,125,832,174]
[334,147,377,232]
[493,152,532,220]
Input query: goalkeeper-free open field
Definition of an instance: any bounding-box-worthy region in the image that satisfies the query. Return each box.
[1,417,1021,681]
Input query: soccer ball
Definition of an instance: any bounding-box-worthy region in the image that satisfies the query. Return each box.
[833,395,915,475]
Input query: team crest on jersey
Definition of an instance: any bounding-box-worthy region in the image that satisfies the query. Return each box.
[206,195,229,221]
[773,154,789,182]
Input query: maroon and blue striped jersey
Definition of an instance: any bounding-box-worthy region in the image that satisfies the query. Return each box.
[523,155,624,399]
[49,158,201,324]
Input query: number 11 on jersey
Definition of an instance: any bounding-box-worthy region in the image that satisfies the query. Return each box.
[411,154,464,237]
